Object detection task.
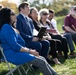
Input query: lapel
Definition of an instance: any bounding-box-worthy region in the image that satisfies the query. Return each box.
[19,14,33,35]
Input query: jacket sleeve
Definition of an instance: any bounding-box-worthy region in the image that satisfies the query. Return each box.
[1,24,22,51]
[16,17,33,42]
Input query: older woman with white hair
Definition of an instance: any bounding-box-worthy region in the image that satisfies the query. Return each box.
[39,8,69,59]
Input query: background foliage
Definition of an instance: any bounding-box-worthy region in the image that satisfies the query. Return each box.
[0,0,76,16]
[22,0,76,16]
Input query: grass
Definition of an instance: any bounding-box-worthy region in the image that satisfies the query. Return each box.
[0,16,76,75]
[55,16,65,33]
[1,57,76,75]
[54,57,76,75]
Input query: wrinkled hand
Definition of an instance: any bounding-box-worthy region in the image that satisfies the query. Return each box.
[29,49,39,57]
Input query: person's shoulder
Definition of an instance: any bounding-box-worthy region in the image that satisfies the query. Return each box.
[65,14,70,18]
[17,14,21,18]
[2,24,11,29]
[1,24,12,32]
[17,14,24,22]
[51,19,56,22]
[17,14,24,19]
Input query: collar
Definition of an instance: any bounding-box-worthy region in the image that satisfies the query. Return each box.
[20,13,27,19]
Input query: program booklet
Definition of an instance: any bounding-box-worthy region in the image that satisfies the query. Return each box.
[37,27,46,39]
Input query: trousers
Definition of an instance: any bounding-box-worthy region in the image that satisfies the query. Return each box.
[29,56,58,75]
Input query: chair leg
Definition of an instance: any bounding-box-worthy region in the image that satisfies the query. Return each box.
[6,66,21,75]
[27,64,36,75]
[6,63,14,75]
[21,65,28,75]
[0,47,23,75]
[6,71,14,75]
[18,68,22,75]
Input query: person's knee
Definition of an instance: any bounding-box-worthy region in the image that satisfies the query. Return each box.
[38,57,46,66]
[64,33,72,39]
[37,42,42,50]
[62,37,67,42]
[35,42,42,53]
[43,40,50,47]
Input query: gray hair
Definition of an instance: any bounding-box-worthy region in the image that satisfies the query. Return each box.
[39,8,49,17]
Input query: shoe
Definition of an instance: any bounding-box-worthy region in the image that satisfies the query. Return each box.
[69,52,76,57]
[53,58,61,65]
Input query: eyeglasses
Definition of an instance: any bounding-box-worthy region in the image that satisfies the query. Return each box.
[10,13,16,16]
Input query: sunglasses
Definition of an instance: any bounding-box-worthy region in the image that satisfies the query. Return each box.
[10,13,16,16]
[43,13,48,15]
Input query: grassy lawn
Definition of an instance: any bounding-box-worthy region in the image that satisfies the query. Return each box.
[55,16,65,33]
[0,16,76,75]
[54,57,76,75]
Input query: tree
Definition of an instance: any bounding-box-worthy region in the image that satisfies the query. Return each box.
[0,0,18,14]
[19,0,76,16]
[21,0,28,2]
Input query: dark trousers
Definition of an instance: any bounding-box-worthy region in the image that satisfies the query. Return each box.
[48,39,62,58]
[39,40,50,59]
[68,32,76,45]
[49,33,69,58]
[63,33,75,52]
[27,40,50,59]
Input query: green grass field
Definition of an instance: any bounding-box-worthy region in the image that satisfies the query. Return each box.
[0,16,76,75]
[55,16,65,33]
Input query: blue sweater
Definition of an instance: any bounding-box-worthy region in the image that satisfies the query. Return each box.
[0,24,35,65]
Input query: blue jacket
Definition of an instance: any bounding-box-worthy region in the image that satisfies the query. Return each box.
[16,14,34,43]
[0,24,35,65]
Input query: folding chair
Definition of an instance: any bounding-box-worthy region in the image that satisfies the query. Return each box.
[0,44,35,75]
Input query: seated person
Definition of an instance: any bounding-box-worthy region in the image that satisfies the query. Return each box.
[64,6,76,46]
[16,2,50,62]
[0,7,58,75]
[48,9,76,57]
[39,8,69,59]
